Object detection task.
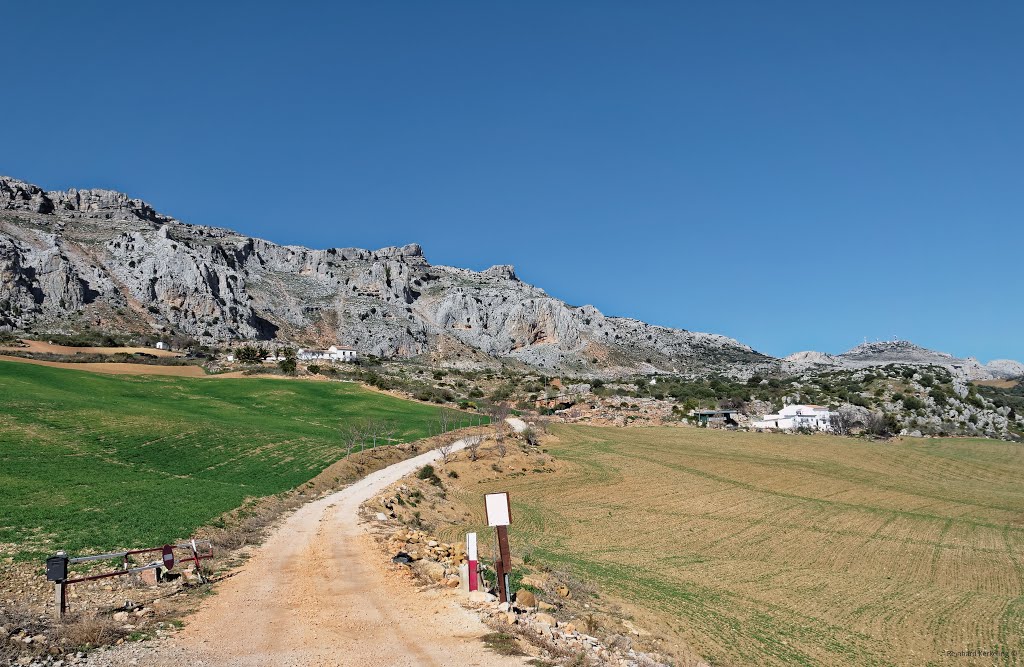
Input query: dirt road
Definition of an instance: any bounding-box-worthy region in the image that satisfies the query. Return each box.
[88,439,525,667]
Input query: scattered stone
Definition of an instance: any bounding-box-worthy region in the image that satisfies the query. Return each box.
[513,589,536,609]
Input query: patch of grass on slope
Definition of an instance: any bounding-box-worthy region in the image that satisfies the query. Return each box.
[0,360,444,557]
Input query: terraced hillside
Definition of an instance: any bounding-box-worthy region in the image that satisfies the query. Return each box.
[0,361,445,557]
[451,426,1024,666]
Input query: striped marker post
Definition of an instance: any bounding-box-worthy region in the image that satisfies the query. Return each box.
[467,532,478,592]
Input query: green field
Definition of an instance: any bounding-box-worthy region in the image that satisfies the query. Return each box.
[453,426,1024,667]
[0,360,446,558]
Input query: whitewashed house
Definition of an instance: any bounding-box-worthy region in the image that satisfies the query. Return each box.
[155,341,170,351]
[752,404,834,431]
[296,345,358,362]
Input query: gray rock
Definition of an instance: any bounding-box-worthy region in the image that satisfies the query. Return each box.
[0,175,772,376]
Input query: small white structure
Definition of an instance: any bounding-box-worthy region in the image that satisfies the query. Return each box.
[752,404,834,431]
[296,345,358,362]
[155,341,170,351]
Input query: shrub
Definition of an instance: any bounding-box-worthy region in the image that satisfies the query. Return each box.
[903,396,926,410]
[235,345,267,363]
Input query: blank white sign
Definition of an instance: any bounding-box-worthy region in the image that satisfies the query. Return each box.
[485,492,511,526]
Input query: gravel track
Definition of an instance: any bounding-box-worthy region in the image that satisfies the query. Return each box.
[86,438,525,667]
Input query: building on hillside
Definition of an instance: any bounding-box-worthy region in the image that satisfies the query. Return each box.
[296,345,358,362]
[751,404,834,431]
[155,341,170,351]
[694,409,739,428]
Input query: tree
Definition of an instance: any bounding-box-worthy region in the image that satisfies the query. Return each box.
[490,403,510,438]
[830,410,856,436]
[436,407,458,435]
[864,412,898,438]
[340,420,367,457]
[235,345,267,364]
[465,436,482,462]
[437,437,455,464]
[278,357,297,375]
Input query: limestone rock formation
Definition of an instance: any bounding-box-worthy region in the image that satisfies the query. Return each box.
[0,175,774,375]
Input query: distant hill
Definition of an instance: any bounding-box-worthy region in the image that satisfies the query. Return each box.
[784,340,1024,380]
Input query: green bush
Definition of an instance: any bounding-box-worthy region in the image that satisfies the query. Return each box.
[903,396,926,410]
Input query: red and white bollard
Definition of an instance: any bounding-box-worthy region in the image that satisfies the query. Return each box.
[466,532,478,592]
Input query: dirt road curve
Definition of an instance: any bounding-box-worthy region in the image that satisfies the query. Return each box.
[90,440,525,667]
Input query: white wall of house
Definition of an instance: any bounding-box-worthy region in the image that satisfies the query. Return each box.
[296,346,358,362]
[752,405,834,431]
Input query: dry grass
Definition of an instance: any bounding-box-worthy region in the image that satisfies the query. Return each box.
[439,425,1024,666]
[54,612,126,650]
[974,378,1020,389]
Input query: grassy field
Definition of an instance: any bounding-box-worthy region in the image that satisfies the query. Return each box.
[0,360,449,558]
[452,425,1024,666]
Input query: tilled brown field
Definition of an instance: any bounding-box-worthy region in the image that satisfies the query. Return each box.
[442,425,1024,666]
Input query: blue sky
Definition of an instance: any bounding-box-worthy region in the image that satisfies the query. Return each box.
[2,2,1021,362]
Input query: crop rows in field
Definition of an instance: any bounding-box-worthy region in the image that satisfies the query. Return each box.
[456,425,1024,666]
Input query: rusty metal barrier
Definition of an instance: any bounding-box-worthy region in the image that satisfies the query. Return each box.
[46,539,213,618]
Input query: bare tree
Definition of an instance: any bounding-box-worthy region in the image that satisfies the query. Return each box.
[437,437,455,464]
[535,416,550,434]
[380,421,398,448]
[364,418,383,449]
[489,402,510,445]
[465,436,482,462]
[340,420,366,457]
[436,407,458,435]
[830,409,855,436]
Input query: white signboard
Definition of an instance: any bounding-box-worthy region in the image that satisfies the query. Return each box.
[466,532,478,561]
[485,492,511,527]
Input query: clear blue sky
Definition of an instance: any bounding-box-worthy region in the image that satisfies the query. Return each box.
[2,2,1021,362]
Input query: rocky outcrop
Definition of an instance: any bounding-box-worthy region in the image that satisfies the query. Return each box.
[0,175,772,376]
[783,340,1021,381]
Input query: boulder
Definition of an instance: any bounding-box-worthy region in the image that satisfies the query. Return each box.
[514,589,537,609]
[414,560,447,583]
[535,612,556,627]
[468,591,496,603]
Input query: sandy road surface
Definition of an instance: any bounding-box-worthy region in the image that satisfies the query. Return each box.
[88,438,526,667]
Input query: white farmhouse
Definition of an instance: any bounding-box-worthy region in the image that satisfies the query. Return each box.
[155,341,170,351]
[296,345,358,362]
[752,404,834,431]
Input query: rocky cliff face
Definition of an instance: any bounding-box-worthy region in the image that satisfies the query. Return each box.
[0,176,773,376]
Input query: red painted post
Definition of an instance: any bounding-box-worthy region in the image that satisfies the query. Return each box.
[467,532,478,592]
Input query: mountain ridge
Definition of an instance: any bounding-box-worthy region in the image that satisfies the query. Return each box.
[2,175,1020,379]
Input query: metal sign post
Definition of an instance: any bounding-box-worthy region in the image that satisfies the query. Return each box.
[484,492,512,603]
